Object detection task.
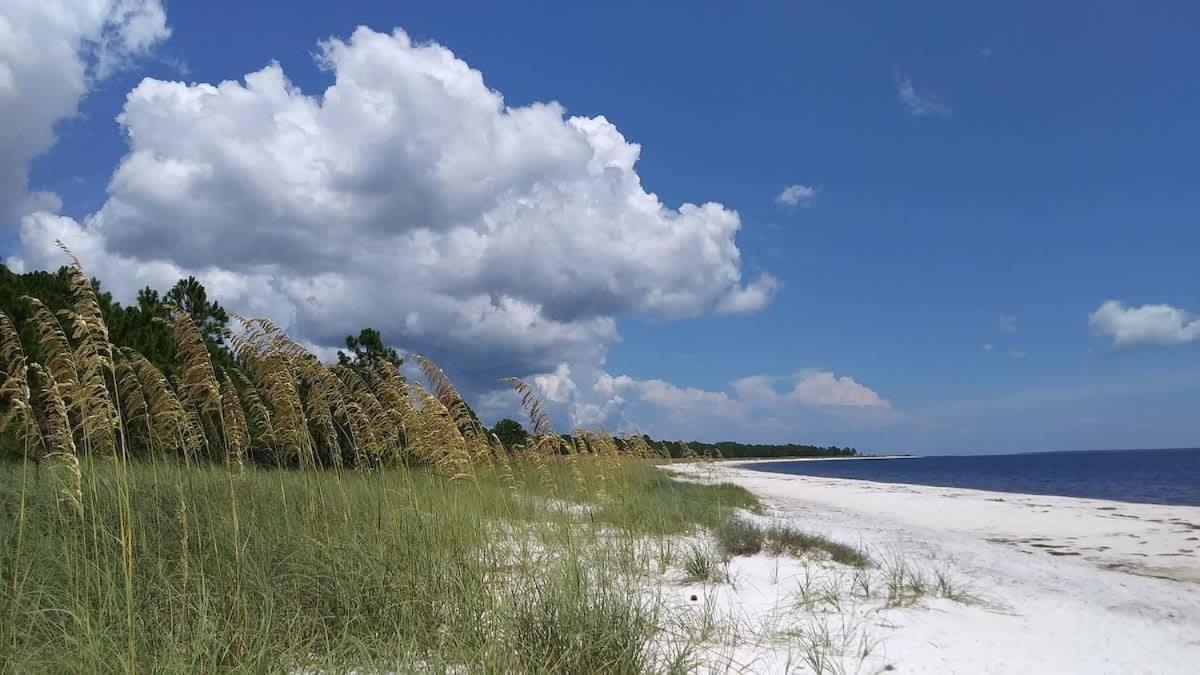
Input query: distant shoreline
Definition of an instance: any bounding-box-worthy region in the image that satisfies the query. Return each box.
[727,454,915,464]
[664,461,1200,672]
[671,461,1200,583]
[727,447,1200,507]
[729,447,1200,462]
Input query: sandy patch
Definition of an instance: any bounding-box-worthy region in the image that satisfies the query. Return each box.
[661,462,1200,674]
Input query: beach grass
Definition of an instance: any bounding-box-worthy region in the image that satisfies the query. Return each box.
[713,515,871,568]
[0,456,766,672]
[0,247,798,672]
[682,544,729,584]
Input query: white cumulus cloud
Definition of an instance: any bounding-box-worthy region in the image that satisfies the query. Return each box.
[1089,300,1200,347]
[0,0,169,224]
[732,371,888,408]
[715,273,780,314]
[532,363,577,404]
[8,26,776,388]
[775,184,817,207]
[634,378,748,421]
[483,365,892,440]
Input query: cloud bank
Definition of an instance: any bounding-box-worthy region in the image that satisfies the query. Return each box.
[478,364,893,441]
[9,26,777,389]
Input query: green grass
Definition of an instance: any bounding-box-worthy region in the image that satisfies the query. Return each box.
[882,557,929,607]
[764,524,871,568]
[713,516,871,568]
[508,563,657,673]
[544,465,762,535]
[681,544,728,584]
[715,516,765,556]
[0,456,763,672]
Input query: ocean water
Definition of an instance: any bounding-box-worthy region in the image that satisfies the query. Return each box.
[742,448,1200,506]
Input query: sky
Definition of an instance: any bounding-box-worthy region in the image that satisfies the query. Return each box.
[2,1,1198,454]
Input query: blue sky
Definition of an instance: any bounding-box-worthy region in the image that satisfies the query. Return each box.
[3,1,1198,453]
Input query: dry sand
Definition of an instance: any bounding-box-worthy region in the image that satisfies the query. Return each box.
[661,461,1200,674]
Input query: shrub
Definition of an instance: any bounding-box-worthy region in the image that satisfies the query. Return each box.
[716,516,766,556]
[682,544,727,583]
[764,525,871,568]
[509,570,654,674]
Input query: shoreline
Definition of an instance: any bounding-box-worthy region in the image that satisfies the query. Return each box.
[692,461,1200,583]
[727,454,1199,509]
[664,462,1200,673]
[713,454,916,463]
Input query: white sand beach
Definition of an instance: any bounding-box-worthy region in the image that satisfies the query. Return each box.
[663,461,1200,674]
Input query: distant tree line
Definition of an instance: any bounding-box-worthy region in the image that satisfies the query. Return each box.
[641,439,857,459]
[486,417,857,459]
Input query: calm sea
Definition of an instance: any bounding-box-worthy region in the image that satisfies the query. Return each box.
[742,448,1200,506]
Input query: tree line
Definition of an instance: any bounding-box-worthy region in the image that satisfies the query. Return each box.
[0,260,445,466]
[0,264,400,386]
[488,419,857,459]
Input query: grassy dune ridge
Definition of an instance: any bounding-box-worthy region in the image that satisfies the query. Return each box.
[1,456,769,672]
